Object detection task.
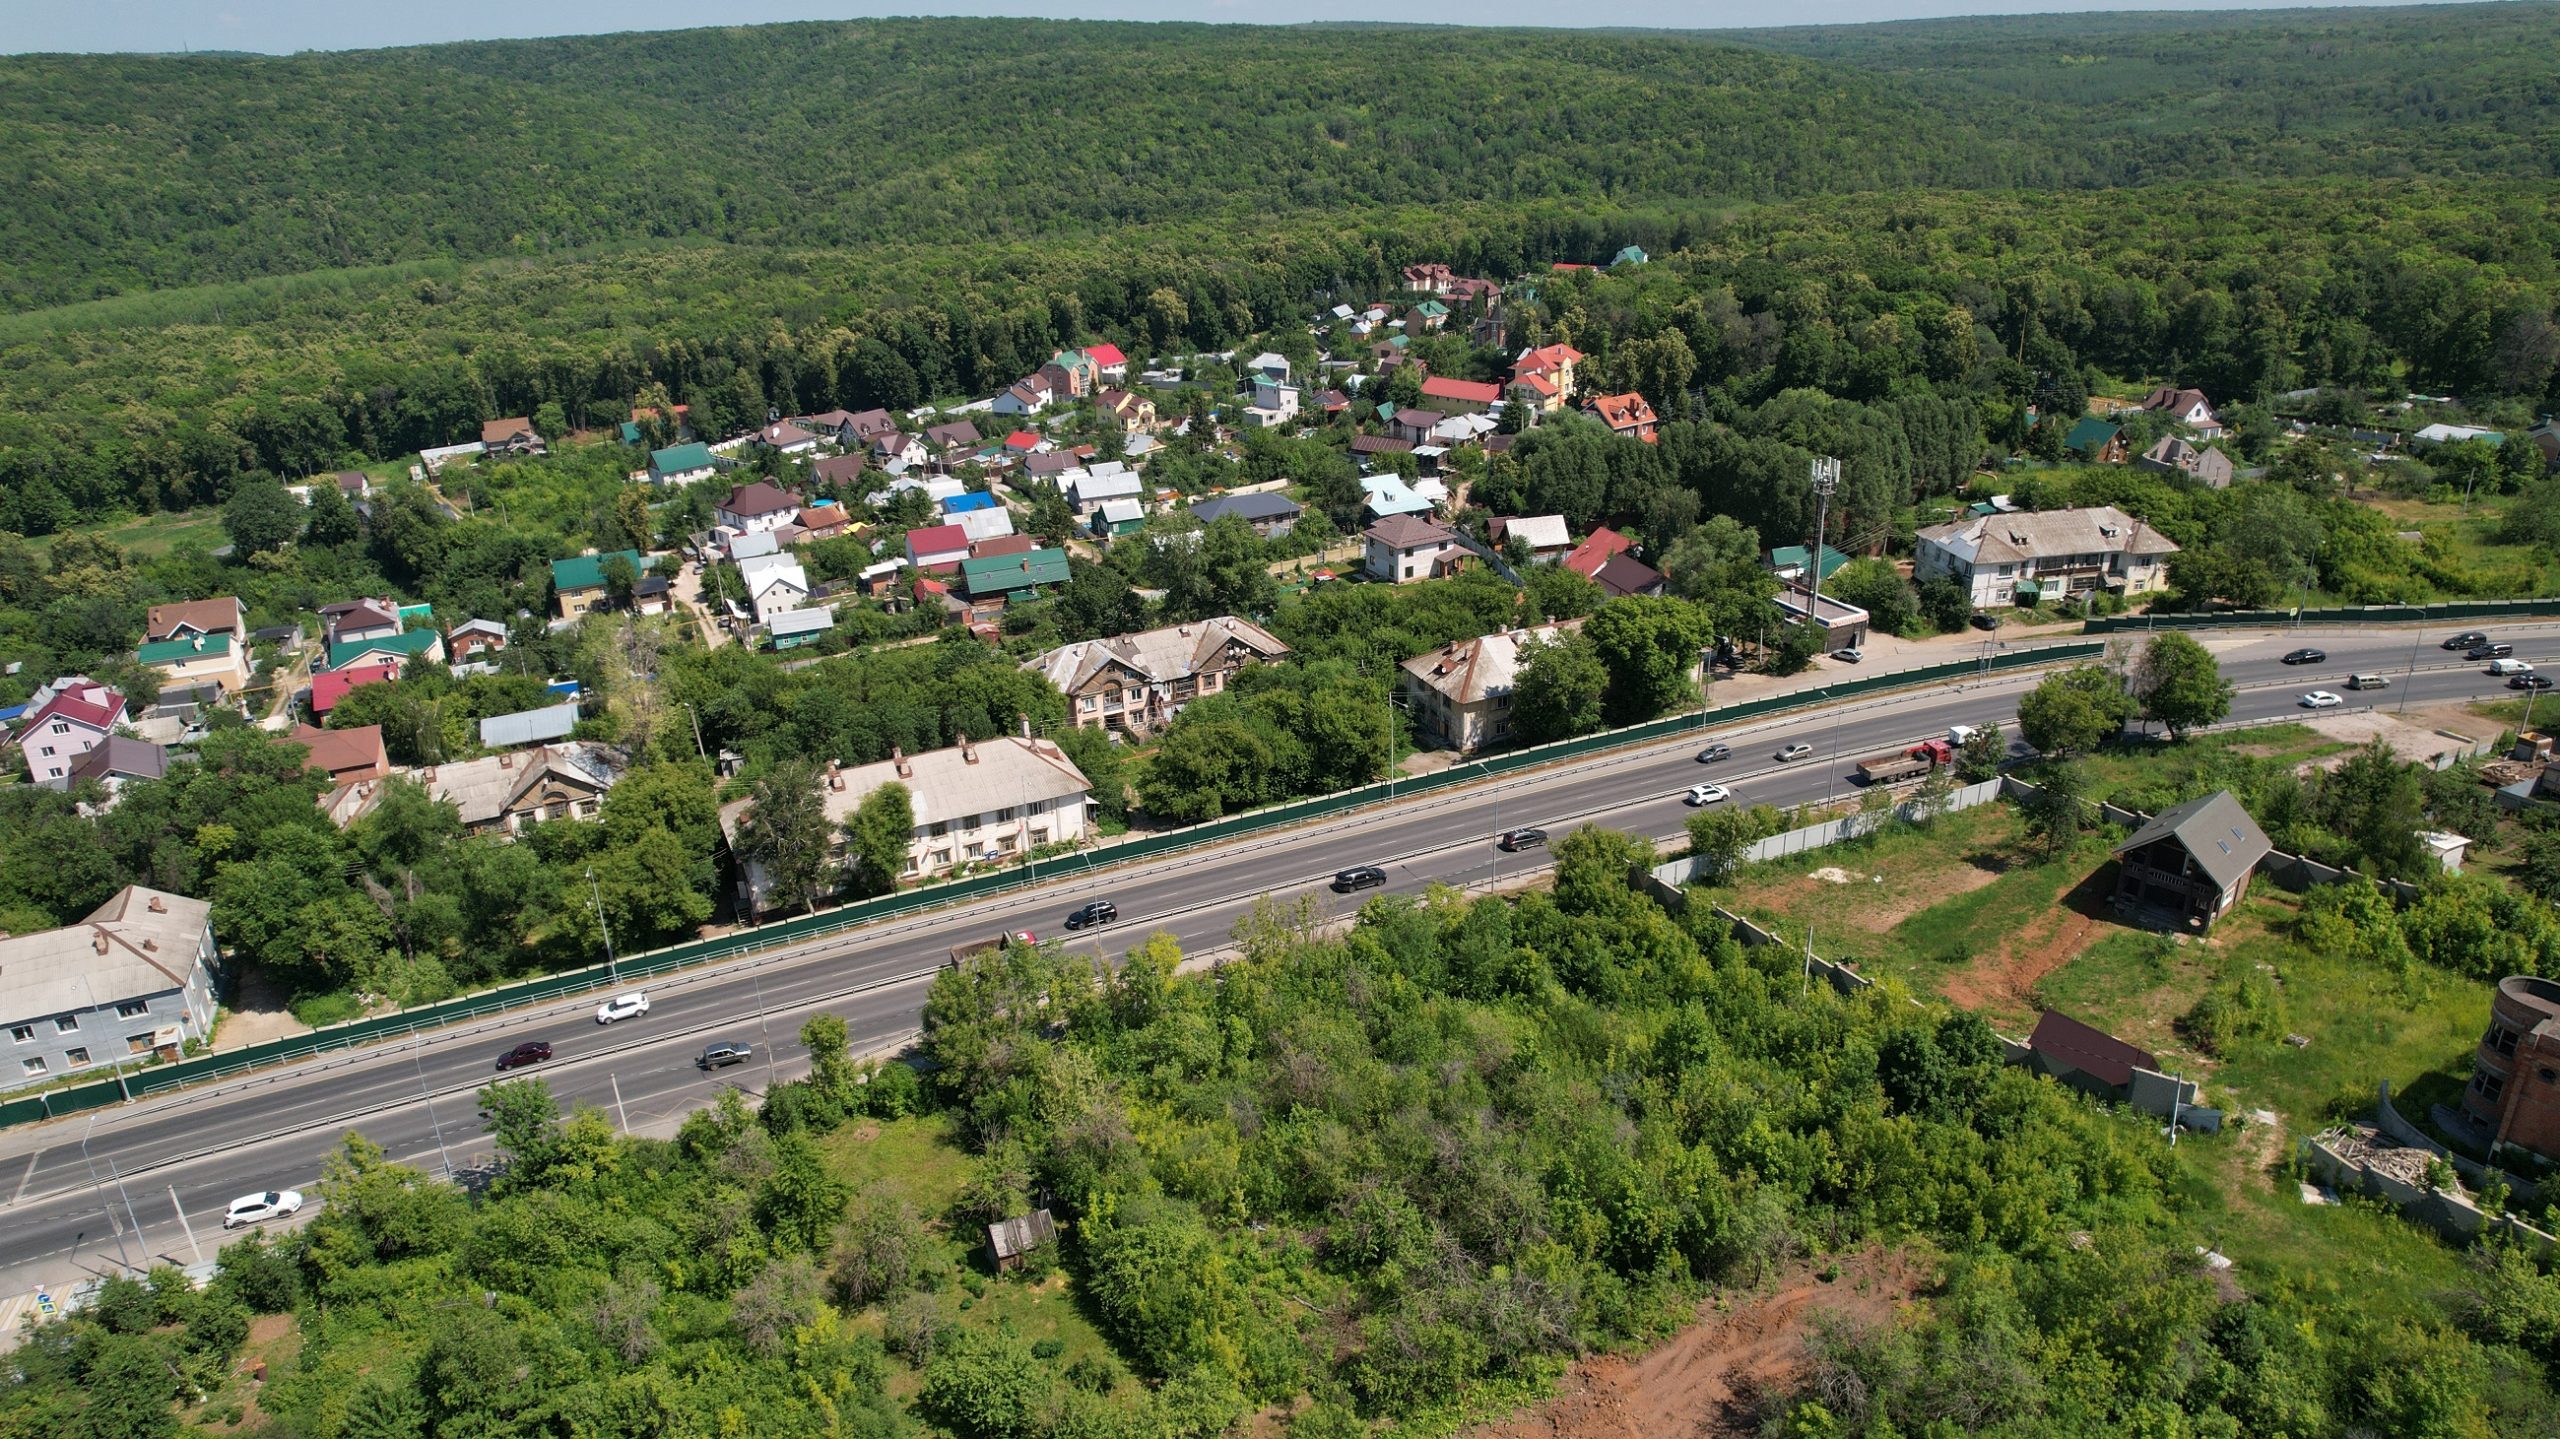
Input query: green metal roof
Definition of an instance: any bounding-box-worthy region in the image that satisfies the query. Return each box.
[960,548,1070,596]
[651,442,715,473]
[550,549,649,594]
[137,633,234,665]
[326,628,439,671]
[2064,417,2121,454]
[1768,544,1851,580]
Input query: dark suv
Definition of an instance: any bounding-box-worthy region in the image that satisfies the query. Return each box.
[1496,828,1549,853]
[1064,899,1119,930]
[2469,642,2515,660]
[697,1042,753,1070]
[2444,631,2489,651]
[495,1040,552,1071]
[1332,865,1387,893]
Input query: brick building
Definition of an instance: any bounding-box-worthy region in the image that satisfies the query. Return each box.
[2465,975,2560,1163]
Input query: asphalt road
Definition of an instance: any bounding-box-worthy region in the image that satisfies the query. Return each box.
[5,621,2554,1285]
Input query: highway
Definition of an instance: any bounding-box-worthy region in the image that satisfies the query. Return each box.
[3,621,2553,1285]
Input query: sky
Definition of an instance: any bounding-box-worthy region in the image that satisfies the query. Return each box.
[0,1,2468,56]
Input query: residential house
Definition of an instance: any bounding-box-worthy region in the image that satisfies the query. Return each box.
[1773,583,1870,646]
[325,628,443,673]
[2134,435,2235,489]
[1767,544,1852,586]
[1244,381,1300,429]
[329,471,373,501]
[137,631,251,695]
[327,744,618,837]
[737,551,812,620]
[2415,423,2505,446]
[1027,617,1290,738]
[1349,434,1415,469]
[796,409,863,443]
[1407,299,1451,333]
[1444,276,1501,306]
[948,504,1017,546]
[1584,391,1660,443]
[1381,407,1441,446]
[320,598,403,648]
[1003,431,1046,459]
[1083,343,1130,382]
[1399,622,1580,753]
[622,404,693,445]
[1189,492,1301,538]
[906,524,972,572]
[2025,1009,2160,1103]
[1611,245,1649,267]
[308,661,399,720]
[1246,352,1293,385]
[1419,375,1500,414]
[1510,344,1584,412]
[1432,412,1500,448]
[1591,553,1667,599]
[811,454,868,492]
[845,409,906,445]
[1402,263,1455,294]
[2140,387,2224,438]
[987,1210,1059,1274]
[716,482,806,536]
[649,442,721,487]
[767,606,837,651]
[289,723,389,784]
[1913,506,2180,608]
[993,377,1055,416]
[1364,514,1466,582]
[1064,468,1145,517]
[870,430,930,470]
[1090,498,1145,538]
[797,504,853,543]
[756,421,822,457]
[1360,475,1434,521]
[961,548,1070,602]
[481,417,545,457]
[970,534,1037,563]
[1022,451,1082,482]
[0,887,219,1090]
[717,735,1093,908]
[2460,975,2560,1164]
[14,677,127,785]
[1098,388,1157,432]
[480,701,581,749]
[1043,350,1101,399]
[1488,515,1572,564]
[2110,790,2271,932]
[446,618,510,669]
[925,420,983,455]
[1561,527,1636,585]
[144,597,246,647]
[67,737,170,800]
[633,574,673,616]
[551,551,651,620]
[2064,418,2129,464]
[1315,388,1352,418]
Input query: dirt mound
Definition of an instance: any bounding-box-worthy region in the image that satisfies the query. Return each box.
[1465,1249,1925,1439]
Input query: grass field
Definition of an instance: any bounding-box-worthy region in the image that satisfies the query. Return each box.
[26,507,228,559]
[2361,493,2560,599]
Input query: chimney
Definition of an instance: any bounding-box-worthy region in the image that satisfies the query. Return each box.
[959,734,978,764]
[146,895,166,914]
[892,746,910,779]
[501,753,515,769]
[142,939,157,952]
[94,933,110,955]
[1020,716,1032,740]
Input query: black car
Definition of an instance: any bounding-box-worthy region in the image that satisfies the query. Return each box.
[2281,648,2325,665]
[495,1040,552,1071]
[2444,631,2489,651]
[1495,828,1549,853]
[2511,673,2555,691]
[2470,642,2515,660]
[1332,865,1387,893]
[1969,612,1998,631]
[1695,742,1731,764]
[697,1042,753,1070]
[1064,898,1119,930]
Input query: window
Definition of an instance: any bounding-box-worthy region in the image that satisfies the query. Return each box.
[53,1015,78,1034]
[995,807,1016,823]
[7,1025,30,1043]
[116,1000,148,1019]
[20,1057,44,1076]
[2491,1025,2520,1057]
[128,1034,155,1056]
[65,1048,89,1068]
[2481,1073,2506,1101]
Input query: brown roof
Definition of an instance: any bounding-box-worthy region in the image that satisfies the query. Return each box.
[290,723,390,782]
[718,481,804,518]
[1586,391,1658,431]
[2029,1009,2156,1089]
[481,417,537,446]
[970,533,1038,560]
[1591,553,1664,598]
[1350,434,1415,455]
[144,596,244,643]
[1365,514,1461,550]
[813,454,867,485]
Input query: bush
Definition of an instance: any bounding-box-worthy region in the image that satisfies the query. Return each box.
[2182,970,2287,1056]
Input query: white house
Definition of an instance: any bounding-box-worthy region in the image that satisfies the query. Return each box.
[718,735,1093,913]
[716,481,806,537]
[1399,623,1580,754]
[737,551,811,620]
[1364,514,1466,582]
[1243,380,1300,430]
[1913,505,2181,608]
[13,676,127,786]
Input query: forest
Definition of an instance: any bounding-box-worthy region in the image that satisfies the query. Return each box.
[9,841,2560,1439]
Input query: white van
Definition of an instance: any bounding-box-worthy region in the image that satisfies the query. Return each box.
[2489,658,2533,676]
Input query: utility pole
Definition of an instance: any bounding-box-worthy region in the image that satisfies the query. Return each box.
[1807,456,1841,644]
[610,1074,631,1136]
[415,1048,456,1183]
[587,865,618,984]
[167,1186,203,1266]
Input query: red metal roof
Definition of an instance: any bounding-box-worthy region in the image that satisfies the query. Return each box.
[1420,376,1502,405]
[1084,342,1127,368]
[309,662,398,716]
[905,524,969,557]
[1003,431,1042,451]
[22,680,126,737]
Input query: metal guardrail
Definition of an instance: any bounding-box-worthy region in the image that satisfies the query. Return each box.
[0,638,2105,1132]
[2084,598,2560,635]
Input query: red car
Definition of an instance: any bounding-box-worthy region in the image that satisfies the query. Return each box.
[495,1040,553,1071]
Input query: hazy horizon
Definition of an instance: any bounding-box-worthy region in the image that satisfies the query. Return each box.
[0,0,2486,57]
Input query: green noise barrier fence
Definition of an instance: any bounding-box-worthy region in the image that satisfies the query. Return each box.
[2083,597,2560,635]
[0,638,2102,1131]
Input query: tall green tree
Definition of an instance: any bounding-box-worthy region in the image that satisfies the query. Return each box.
[1511,633,1609,744]
[222,481,303,557]
[2131,633,2233,739]
[1584,596,1709,725]
[738,761,833,915]
[2015,664,2133,756]
[843,781,914,896]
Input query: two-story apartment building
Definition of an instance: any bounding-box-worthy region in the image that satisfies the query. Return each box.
[1026,617,1291,738]
[1400,622,1581,754]
[718,736,1093,914]
[1913,506,2180,608]
[1,887,219,1090]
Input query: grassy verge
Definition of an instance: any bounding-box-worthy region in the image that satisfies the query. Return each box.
[26,507,228,559]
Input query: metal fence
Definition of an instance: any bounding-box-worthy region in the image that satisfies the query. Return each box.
[0,638,2103,1132]
[2084,597,2560,635]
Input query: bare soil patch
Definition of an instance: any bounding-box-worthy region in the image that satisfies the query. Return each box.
[213,966,313,1050]
[1464,1249,1926,1439]
[1750,857,2002,940]
[1935,871,2114,1019]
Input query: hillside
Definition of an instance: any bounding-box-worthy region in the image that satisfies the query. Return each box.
[5,7,2559,313]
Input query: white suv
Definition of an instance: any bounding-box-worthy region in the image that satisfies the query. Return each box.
[595,992,651,1025]
[223,1190,304,1229]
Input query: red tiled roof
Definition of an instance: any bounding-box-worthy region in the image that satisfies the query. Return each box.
[1586,391,1659,433]
[1562,526,1635,579]
[310,662,398,716]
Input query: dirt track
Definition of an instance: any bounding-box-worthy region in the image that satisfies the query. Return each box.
[1464,1249,1925,1439]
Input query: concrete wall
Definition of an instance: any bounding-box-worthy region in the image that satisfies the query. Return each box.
[2300,1137,2557,1256]
[1650,778,2005,889]
[2377,1080,2544,1210]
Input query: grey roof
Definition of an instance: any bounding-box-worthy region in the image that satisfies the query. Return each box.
[1190,492,1302,524]
[987,1209,1058,1260]
[2115,789,2270,894]
[478,701,580,748]
[0,887,210,1024]
[69,736,170,784]
[766,606,837,638]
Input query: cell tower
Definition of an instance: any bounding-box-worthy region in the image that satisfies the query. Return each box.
[1807,455,1842,626]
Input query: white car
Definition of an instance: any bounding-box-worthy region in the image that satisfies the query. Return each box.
[1686,783,1732,806]
[2299,690,2344,709]
[595,992,651,1025]
[223,1190,303,1229]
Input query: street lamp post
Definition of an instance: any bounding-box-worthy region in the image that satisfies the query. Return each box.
[415,1047,456,1182]
[586,865,618,984]
[679,701,706,760]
